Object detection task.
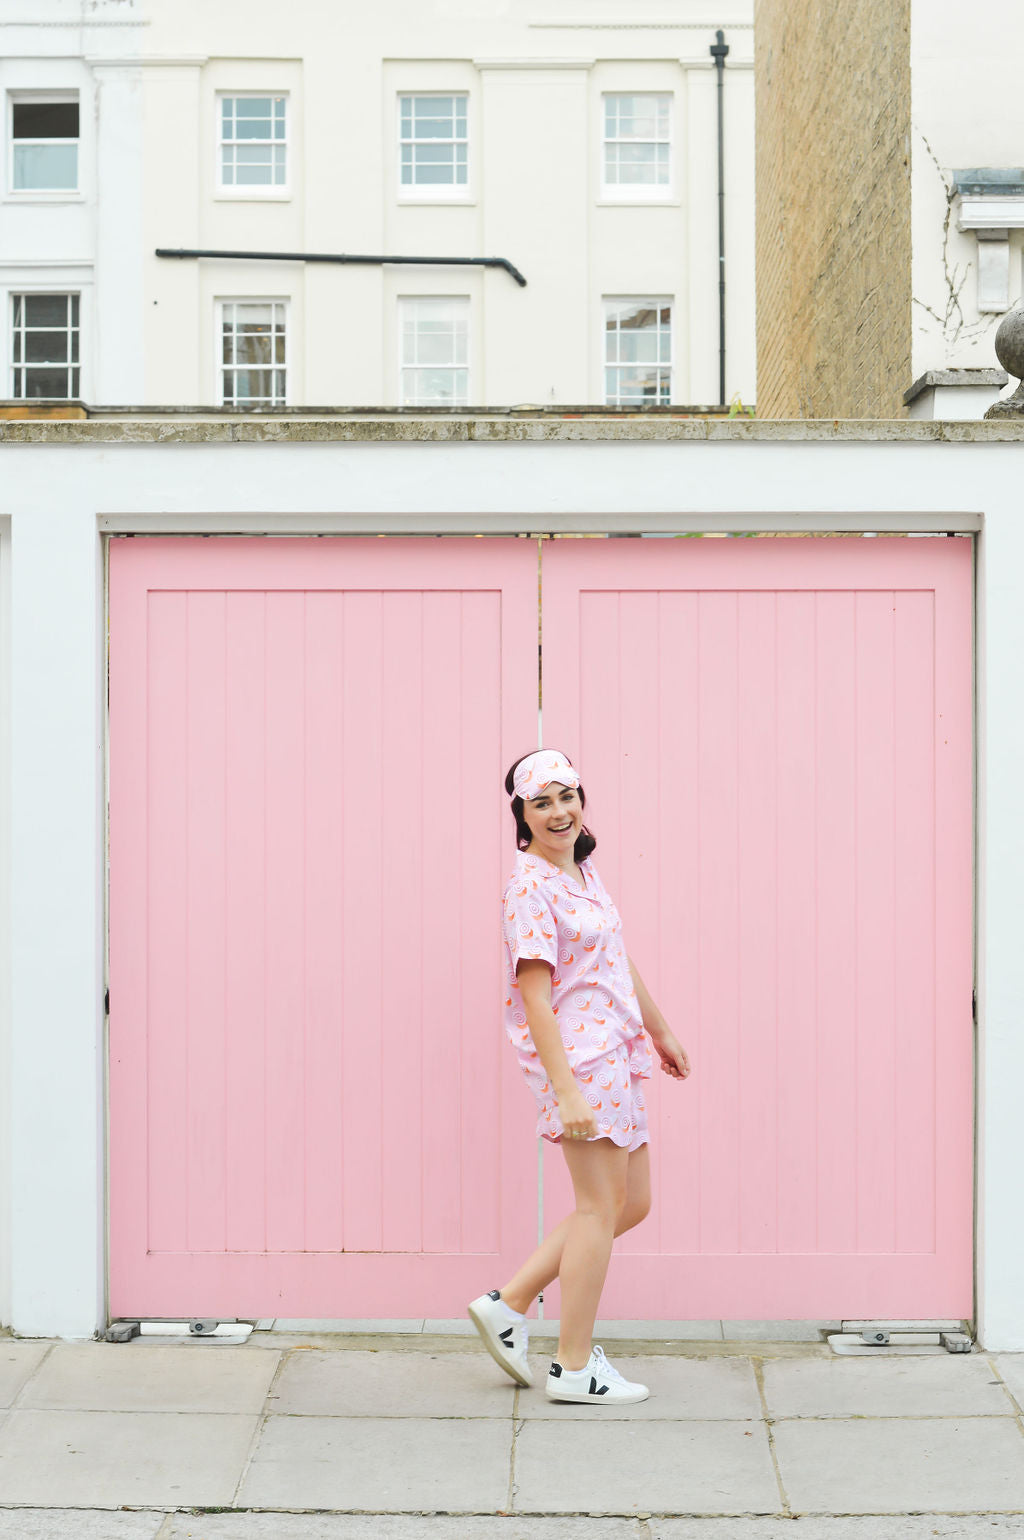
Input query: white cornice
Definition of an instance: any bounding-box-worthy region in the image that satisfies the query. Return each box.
[472,57,595,70]
[957,195,1024,232]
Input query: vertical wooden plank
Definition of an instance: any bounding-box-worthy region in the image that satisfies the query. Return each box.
[458,589,504,1254]
[420,591,463,1254]
[814,589,858,1253]
[613,588,660,1261]
[340,590,384,1254]
[932,539,975,1303]
[302,591,346,1253]
[264,591,307,1252]
[736,590,779,1255]
[775,591,819,1254]
[185,592,228,1254]
[145,591,189,1254]
[224,592,268,1253]
[892,589,937,1253]
[654,587,701,1262]
[854,589,898,1254]
[697,589,740,1257]
[379,589,425,1253]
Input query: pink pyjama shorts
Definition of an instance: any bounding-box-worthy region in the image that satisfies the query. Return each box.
[520,1042,650,1153]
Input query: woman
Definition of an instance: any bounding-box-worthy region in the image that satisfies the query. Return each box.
[468,748,690,1405]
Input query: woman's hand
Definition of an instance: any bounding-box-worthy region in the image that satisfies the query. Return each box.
[557,1085,598,1140]
[651,1030,690,1080]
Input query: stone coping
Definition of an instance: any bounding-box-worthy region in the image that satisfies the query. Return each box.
[1,415,1024,443]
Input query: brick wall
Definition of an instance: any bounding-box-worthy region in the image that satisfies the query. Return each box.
[754,0,912,417]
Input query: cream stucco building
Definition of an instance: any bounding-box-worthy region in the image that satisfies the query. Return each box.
[0,0,755,410]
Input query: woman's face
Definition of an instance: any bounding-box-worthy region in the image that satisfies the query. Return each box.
[522,782,583,863]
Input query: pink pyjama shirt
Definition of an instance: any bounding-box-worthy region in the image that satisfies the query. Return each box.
[501,848,653,1149]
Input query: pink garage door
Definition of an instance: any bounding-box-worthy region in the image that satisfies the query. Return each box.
[108,536,538,1318]
[540,535,974,1321]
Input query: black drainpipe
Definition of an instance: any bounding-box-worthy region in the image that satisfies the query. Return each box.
[155,247,527,287]
[709,28,729,406]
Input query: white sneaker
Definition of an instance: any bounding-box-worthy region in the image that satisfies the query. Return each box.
[467,1289,534,1387]
[545,1343,649,1404]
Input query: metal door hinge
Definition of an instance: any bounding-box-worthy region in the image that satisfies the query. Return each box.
[829,1320,974,1355]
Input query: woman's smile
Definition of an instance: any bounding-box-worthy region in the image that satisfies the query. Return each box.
[521,781,583,866]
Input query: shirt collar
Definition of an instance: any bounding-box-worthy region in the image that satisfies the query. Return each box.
[517,847,596,898]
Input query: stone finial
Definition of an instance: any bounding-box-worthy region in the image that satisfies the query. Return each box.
[984,306,1024,417]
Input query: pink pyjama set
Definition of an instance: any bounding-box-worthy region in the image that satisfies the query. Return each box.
[501,848,653,1152]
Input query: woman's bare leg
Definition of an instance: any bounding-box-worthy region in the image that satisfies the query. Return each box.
[499,1144,651,1317]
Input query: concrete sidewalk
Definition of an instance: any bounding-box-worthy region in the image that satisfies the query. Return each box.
[1,1330,1023,1538]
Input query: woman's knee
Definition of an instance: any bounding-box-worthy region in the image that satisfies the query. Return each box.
[616,1191,652,1232]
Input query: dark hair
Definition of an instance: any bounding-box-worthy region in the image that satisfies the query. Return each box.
[504,751,597,863]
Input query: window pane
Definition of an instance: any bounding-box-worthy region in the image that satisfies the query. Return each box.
[13,142,78,190]
[25,328,68,363]
[231,369,272,401]
[13,101,79,139]
[232,98,273,136]
[23,294,70,327]
[235,303,274,327]
[24,366,71,398]
[235,331,273,366]
[234,145,274,184]
[273,145,286,184]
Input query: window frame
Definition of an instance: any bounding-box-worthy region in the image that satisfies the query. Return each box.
[215,92,290,199]
[398,296,471,408]
[599,91,674,203]
[216,297,290,409]
[397,91,471,203]
[9,289,82,400]
[602,296,674,407]
[7,91,81,199]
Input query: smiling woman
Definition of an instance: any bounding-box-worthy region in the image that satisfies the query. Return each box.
[466,746,690,1408]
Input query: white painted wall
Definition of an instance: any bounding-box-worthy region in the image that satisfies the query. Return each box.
[0,424,1020,1346]
[0,3,145,405]
[911,0,1024,393]
[136,1,755,409]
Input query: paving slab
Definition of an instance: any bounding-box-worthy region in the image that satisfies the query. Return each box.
[163,1517,641,1539]
[513,1417,778,1514]
[0,1342,50,1407]
[269,1347,518,1418]
[762,1352,1018,1418]
[239,1412,512,1511]
[522,1355,762,1420]
[0,1515,165,1539]
[989,1351,1024,1412]
[0,1409,258,1507]
[772,1414,1024,1513]
[651,1521,1024,1539]
[20,1344,281,1413]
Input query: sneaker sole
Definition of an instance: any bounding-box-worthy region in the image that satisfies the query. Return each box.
[467,1300,534,1388]
[545,1384,649,1405]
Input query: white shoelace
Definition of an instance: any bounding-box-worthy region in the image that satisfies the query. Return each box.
[589,1343,628,1384]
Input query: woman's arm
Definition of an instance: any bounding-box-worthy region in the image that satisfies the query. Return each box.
[628,954,690,1081]
[517,959,598,1137]
[627,954,669,1042]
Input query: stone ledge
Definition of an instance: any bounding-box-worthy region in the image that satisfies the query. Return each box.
[903,368,1009,405]
[3,415,1024,444]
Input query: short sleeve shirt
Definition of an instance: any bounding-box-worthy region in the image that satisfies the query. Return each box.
[501,848,653,1079]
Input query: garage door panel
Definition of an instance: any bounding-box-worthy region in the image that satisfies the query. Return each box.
[110,536,537,1316]
[541,536,973,1319]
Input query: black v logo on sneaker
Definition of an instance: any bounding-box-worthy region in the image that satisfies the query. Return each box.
[499,1327,513,1345]
[589,1376,609,1395]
